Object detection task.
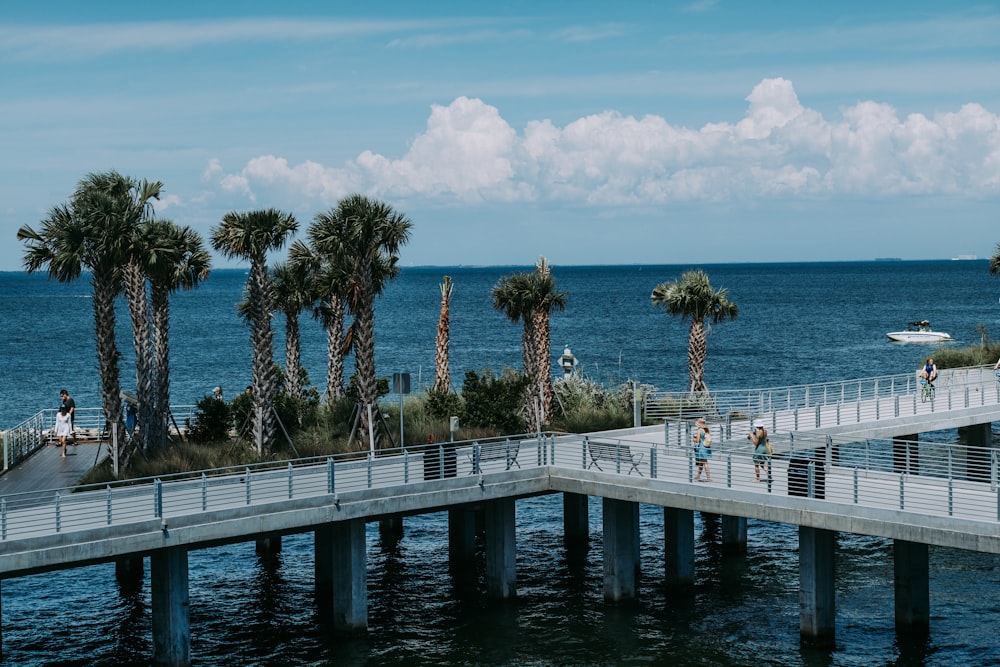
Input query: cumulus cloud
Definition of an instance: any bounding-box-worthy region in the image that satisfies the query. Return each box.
[208,77,1000,207]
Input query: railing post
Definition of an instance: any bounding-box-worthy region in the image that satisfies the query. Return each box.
[899,474,905,510]
[807,462,815,498]
[726,454,732,488]
[894,395,899,418]
[244,467,251,505]
[650,446,657,478]
[201,473,207,511]
[615,440,622,474]
[369,453,375,489]
[582,436,588,469]
[815,404,820,428]
[948,477,954,517]
[106,485,113,525]
[154,479,163,518]
[853,468,858,504]
[287,461,294,499]
[1,498,6,540]
[327,457,335,494]
[404,450,410,483]
[794,408,799,431]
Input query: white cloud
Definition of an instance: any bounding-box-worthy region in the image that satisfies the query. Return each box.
[209,77,1000,207]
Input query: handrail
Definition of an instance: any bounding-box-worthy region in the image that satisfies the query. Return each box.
[646,364,998,424]
[1,428,997,549]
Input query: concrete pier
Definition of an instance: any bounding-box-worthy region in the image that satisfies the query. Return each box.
[331,519,367,634]
[893,539,929,634]
[663,507,695,592]
[314,526,334,613]
[150,547,190,667]
[603,498,639,601]
[563,492,589,550]
[721,515,747,555]
[484,498,516,598]
[799,526,836,646]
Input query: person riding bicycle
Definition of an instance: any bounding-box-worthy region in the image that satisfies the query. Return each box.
[919,357,938,387]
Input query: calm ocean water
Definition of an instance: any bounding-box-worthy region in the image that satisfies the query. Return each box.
[2,260,1000,665]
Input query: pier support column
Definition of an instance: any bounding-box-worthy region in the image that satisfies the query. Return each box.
[893,434,920,475]
[314,525,334,613]
[484,498,517,599]
[448,506,477,567]
[959,424,992,482]
[894,540,929,634]
[255,535,282,559]
[379,517,404,546]
[603,498,639,602]
[151,547,190,667]
[664,507,695,593]
[331,519,367,634]
[563,493,589,551]
[115,555,145,589]
[721,515,747,555]
[799,526,836,646]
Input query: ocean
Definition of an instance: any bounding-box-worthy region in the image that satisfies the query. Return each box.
[1,260,999,665]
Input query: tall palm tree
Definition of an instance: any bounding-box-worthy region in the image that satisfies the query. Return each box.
[492,271,538,428]
[309,195,412,446]
[433,275,454,393]
[143,219,211,447]
[271,259,316,399]
[289,239,351,405]
[211,208,297,454]
[527,257,567,424]
[74,172,163,453]
[18,201,126,433]
[651,269,738,393]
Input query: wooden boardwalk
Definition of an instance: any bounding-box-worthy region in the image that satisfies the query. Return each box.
[0,441,104,496]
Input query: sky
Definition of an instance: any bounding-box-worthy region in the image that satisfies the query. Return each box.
[3,0,1000,271]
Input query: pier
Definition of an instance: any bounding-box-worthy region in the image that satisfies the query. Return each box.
[2,366,1000,665]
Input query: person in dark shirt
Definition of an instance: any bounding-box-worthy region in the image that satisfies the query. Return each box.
[59,389,76,443]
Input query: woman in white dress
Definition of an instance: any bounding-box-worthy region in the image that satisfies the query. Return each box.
[54,406,71,457]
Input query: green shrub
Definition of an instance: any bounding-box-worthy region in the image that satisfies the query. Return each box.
[460,368,529,433]
[423,387,462,420]
[186,395,231,444]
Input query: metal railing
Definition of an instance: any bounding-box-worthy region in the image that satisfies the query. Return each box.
[647,365,1000,432]
[3,405,199,473]
[2,428,998,547]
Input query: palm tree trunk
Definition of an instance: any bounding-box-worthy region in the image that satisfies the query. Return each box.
[285,313,302,399]
[249,254,277,453]
[324,297,346,404]
[433,276,453,392]
[521,319,538,430]
[124,259,156,452]
[533,308,554,426]
[150,282,171,448]
[688,318,708,393]
[354,267,378,448]
[91,270,123,440]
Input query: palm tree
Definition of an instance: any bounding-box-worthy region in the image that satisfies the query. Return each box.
[433,276,454,393]
[492,271,538,428]
[271,259,316,399]
[651,269,738,393]
[211,208,297,454]
[527,257,567,423]
[989,243,1000,276]
[288,239,350,405]
[74,172,163,453]
[309,195,412,446]
[143,219,211,447]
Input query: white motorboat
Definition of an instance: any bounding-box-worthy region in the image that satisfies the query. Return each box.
[886,321,953,343]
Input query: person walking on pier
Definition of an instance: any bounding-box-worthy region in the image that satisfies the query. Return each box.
[694,417,712,482]
[54,406,72,457]
[749,418,770,482]
[59,389,76,444]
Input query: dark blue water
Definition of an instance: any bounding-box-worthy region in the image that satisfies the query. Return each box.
[2,260,999,665]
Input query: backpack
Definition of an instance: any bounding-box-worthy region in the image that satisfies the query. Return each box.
[703,431,712,448]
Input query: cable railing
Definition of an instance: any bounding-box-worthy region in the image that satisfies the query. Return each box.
[2,404,200,473]
[648,365,1000,435]
[2,428,998,550]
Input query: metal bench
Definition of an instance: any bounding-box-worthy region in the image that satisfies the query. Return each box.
[467,438,520,472]
[586,437,644,476]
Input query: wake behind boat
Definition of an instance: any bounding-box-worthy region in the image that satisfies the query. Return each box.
[886,320,953,343]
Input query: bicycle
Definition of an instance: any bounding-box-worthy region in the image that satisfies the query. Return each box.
[920,378,935,403]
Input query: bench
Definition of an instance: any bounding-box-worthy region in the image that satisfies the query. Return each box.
[586,437,644,476]
[467,438,520,472]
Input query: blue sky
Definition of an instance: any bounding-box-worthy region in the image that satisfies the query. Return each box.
[3,1,1000,271]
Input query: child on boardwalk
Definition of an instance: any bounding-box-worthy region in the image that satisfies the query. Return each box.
[54,406,72,457]
[749,419,770,482]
